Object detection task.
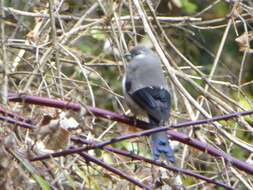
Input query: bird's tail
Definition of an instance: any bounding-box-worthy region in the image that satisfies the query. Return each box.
[151,131,176,163]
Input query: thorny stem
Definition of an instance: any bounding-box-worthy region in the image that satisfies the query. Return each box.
[3,92,253,176]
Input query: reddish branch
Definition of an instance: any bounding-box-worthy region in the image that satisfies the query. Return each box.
[4,93,253,175]
[2,93,252,189]
[8,92,150,129]
[30,125,253,175]
[5,93,253,175]
[8,92,253,130]
[77,150,152,190]
[0,105,33,124]
[72,137,235,190]
[30,136,236,189]
[0,114,34,129]
[0,108,236,189]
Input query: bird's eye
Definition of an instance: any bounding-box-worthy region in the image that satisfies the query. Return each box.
[130,51,142,58]
[124,53,133,61]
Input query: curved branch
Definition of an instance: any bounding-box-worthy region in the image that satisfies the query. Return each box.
[30,126,253,175]
[72,137,235,190]
[5,93,253,175]
[7,92,253,130]
[77,150,151,190]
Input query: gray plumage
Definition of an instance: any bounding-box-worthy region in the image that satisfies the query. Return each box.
[122,45,175,163]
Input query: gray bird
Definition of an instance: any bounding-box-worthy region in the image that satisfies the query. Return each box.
[122,45,175,163]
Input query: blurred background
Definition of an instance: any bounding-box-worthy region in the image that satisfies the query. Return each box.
[1,0,253,189]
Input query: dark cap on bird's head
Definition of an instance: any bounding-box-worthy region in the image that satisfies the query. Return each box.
[125,45,153,61]
[130,45,152,56]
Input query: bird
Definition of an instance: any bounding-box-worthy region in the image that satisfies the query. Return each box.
[122,45,176,163]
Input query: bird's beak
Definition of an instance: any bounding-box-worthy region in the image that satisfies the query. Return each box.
[124,53,132,62]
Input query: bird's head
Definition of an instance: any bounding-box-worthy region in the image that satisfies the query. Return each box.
[124,46,152,61]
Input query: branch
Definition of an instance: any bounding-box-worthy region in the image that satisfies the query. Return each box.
[0,104,236,189]
[5,93,253,175]
[3,7,201,22]
[0,105,33,124]
[8,92,150,129]
[30,127,253,175]
[77,150,152,190]
[7,92,253,130]
[72,137,235,190]
[0,114,34,129]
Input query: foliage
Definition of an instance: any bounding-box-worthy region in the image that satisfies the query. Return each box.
[0,0,253,189]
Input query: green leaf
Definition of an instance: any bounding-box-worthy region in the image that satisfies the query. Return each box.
[181,0,197,13]
[10,150,51,190]
[33,175,51,190]
[238,95,253,124]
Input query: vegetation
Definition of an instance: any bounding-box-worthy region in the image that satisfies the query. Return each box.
[0,0,253,189]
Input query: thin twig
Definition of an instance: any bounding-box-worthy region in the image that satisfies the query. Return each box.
[78,150,152,190]
[2,92,253,176]
[0,0,8,104]
[73,137,235,190]
[132,0,253,153]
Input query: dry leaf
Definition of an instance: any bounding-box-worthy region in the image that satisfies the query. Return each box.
[235,31,253,52]
[45,126,70,150]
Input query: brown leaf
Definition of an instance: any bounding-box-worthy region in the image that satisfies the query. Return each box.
[45,126,70,150]
[235,31,253,52]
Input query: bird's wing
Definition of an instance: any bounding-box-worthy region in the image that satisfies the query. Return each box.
[129,86,171,124]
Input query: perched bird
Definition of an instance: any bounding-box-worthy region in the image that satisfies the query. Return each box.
[122,45,175,163]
